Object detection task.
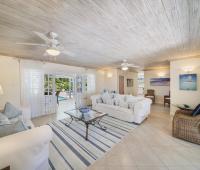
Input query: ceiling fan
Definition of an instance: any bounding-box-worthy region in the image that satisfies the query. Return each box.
[120,59,139,71]
[16,31,74,57]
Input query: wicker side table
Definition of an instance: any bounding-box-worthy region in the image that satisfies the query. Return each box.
[172,110,200,145]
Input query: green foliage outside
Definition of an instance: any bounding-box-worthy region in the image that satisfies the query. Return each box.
[55,78,71,91]
[44,74,73,92]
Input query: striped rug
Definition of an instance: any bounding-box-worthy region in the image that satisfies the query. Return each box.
[48,116,138,170]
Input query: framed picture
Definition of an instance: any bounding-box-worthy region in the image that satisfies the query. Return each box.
[127,79,133,87]
[179,74,197,91]
[150,78,170,86]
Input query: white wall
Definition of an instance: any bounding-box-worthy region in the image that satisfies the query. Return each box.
[0,55,96,110]
[95,68,138,95]
[144,69,170,104]
[170,58,200,115]
[96,69,118,93]
[0,56,20,109]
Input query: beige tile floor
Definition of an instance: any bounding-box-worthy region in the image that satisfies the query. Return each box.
[32,99,75,126]
[32,104,200,170]
[87,105,200,170]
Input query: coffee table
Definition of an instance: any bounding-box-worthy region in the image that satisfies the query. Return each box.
[64,109,107,140]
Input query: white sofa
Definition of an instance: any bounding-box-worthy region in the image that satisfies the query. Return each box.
[91,94,152,124]
[0,125,52,170]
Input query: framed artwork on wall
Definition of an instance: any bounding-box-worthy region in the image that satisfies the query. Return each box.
[127,79,133,87]
[179,74,197,91]
[150,78,170,86]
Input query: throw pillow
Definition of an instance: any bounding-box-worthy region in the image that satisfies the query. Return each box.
[106,98,115,105]
[0,113,10,125]
[3,102,22,119]
[96,98,103,103]
[128,102,135,110]
[192,104,200,116]
[101,92,111,104]
[0,120,27,137]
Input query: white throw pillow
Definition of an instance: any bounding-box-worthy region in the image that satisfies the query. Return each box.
[101,92,111,104]
[96,98,103,103]
[106,98,115,105]
[128,102,135,110]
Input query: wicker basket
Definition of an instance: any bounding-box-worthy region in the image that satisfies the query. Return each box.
[172,110,200,145]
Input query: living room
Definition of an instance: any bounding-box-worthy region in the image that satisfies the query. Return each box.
[0,1,200,170]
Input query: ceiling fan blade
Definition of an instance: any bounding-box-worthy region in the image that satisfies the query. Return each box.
[16,42,47,47]
[34,31,50,43]
[61,50,74,57]
[128,65,140,68]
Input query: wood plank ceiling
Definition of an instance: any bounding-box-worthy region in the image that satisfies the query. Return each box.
[0,0,200,68]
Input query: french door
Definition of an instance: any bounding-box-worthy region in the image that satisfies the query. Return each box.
[75,75,88,108]
[44,74,57,114]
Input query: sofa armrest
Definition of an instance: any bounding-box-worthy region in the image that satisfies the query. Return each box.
[134,98,152,116]
[0,125,52,170]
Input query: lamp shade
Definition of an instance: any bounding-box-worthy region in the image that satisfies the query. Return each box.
[0,85,3,95]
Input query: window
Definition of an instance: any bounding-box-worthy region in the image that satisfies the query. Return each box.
[137,71,144,95]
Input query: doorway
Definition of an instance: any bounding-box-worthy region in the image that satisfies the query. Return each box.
[55,76,75,119]
[119,75,124,94]
[44,74,76,120]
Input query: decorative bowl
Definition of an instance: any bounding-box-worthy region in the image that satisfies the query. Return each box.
[79,107,90,113]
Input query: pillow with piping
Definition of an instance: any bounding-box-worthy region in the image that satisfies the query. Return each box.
[192,104,200,116]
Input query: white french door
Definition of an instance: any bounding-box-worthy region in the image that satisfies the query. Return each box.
[44,74,57,114]
[75,75,87,108]
[74,74,95,108]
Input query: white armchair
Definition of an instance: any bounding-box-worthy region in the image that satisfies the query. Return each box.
[0,125,52,170]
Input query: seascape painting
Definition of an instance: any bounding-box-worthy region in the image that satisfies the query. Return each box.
[179,74,197,91]
[150,78,170,86]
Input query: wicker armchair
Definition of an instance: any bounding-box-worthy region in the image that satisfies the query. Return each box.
[172,110,200,144]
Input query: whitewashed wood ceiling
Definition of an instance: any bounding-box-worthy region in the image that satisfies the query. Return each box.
[0,0,200,68]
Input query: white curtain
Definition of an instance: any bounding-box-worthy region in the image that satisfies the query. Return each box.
[75,73,96,108]
[87,74,96,94]
[20,60,44,118]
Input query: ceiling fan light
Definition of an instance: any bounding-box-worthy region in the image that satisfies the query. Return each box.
[46,48,60,56]
[122,66,128,71]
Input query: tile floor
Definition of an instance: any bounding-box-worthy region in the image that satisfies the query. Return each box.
[87,105,200,170]
[32,99,75,126]
[32,104,200,170]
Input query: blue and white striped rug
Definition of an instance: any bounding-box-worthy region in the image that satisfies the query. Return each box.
[48,116,138,170]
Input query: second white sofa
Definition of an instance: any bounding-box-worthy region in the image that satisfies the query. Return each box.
[91,93,152,124]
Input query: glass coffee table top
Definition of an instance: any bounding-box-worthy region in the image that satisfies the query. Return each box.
[65,109,107,122]
[64,109,107,140]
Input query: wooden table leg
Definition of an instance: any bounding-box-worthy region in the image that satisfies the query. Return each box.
[85,123,89,140]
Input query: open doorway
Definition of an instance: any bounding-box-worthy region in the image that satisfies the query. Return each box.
[55,76,75,119]
[44,74,76,120]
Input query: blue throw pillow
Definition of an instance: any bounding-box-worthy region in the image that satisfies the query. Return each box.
[0,113,10,125]
[3,102,22,119]
[192,104,200,116]
[0,120,27,137]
